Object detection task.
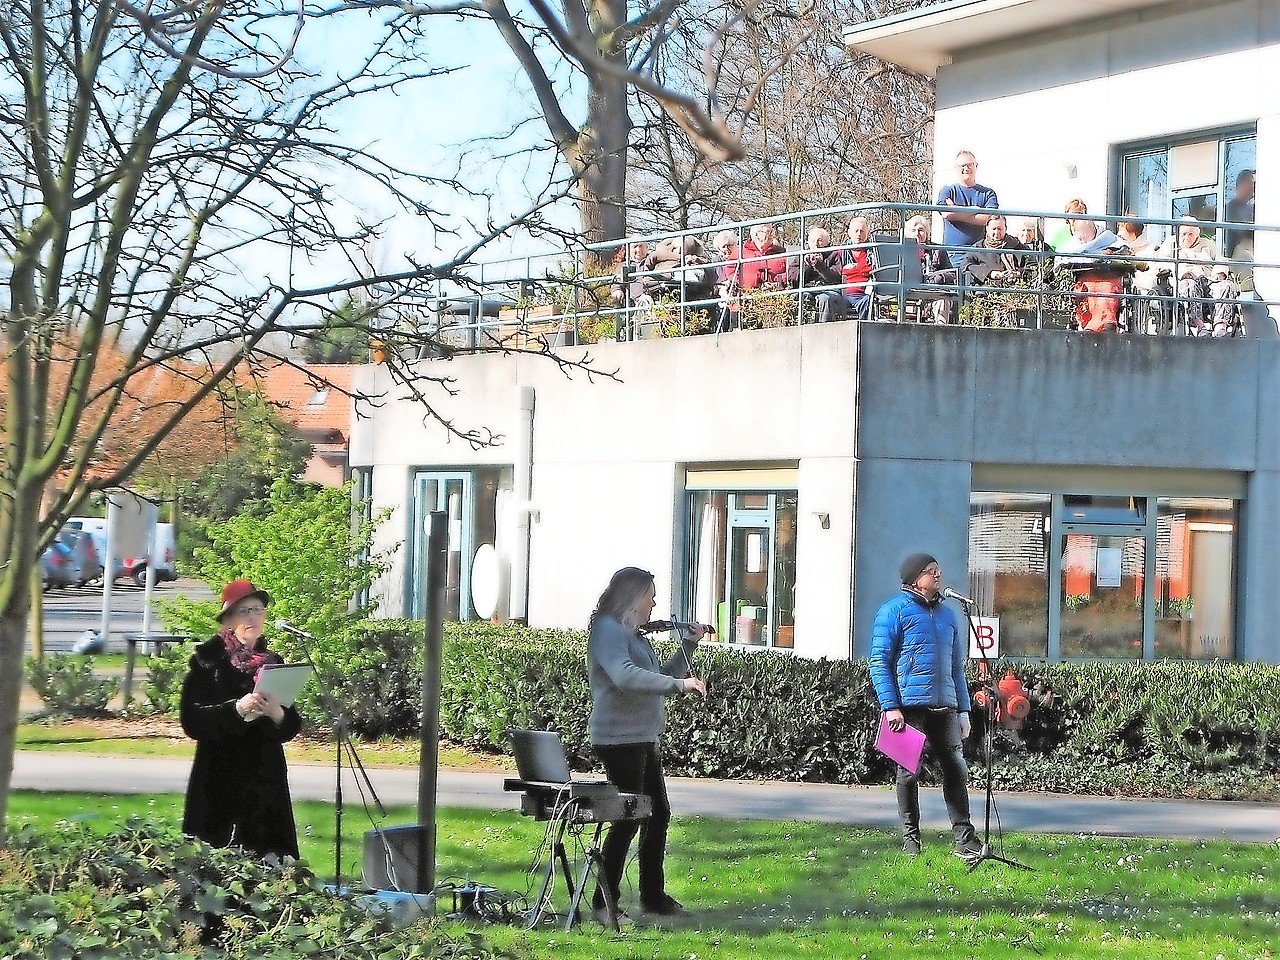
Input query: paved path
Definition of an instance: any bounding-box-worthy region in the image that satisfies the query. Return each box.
[12,752,1277,843]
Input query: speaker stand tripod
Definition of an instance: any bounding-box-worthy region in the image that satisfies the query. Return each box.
[957,598,1034,873]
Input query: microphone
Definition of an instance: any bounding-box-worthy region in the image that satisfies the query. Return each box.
[942,588,976,606]
[275,619,316,640]
[639,620,717,636]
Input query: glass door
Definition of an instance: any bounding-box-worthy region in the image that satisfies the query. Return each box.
[723,493,777,646]
[1057,531,1146,658]
[410,472,473,620]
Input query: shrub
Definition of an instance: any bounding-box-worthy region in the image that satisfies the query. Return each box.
[24,654,119,717]
[973,659,1280,799]
[156,477,394,728]
[0,819,500,960]
[430,625,1280,798]
[437,622,886,783]
[139,642,194,717]
[146,617,1280,800]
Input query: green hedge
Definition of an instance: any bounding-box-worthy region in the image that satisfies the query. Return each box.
[154,620,1280,800]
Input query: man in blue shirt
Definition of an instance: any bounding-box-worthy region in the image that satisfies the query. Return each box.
[938,150,999,268]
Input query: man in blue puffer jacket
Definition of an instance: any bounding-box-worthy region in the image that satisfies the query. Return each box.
[869,552,981,861]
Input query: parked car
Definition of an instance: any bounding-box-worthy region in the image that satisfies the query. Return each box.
[39,528,103,589]
[70,518,178,587]
[122,522,178,586]
[40,538,80,590]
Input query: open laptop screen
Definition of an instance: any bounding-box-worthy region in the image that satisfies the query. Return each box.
[508,729,573,784]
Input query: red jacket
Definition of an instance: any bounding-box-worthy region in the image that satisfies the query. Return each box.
[841,247,874,295]
[740,240,791,290]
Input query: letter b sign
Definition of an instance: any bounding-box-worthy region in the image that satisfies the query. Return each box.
[968,617,1000,658]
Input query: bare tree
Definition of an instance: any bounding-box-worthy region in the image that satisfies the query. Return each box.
[319,0,761,266]
[0,0,614,835]
[628,0,936,232]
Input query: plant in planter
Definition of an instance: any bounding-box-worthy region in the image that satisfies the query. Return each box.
[958,271,1077,328]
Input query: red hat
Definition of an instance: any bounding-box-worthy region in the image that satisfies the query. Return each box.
[216,579,272,622]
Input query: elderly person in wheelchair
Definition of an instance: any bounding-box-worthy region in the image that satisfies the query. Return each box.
[1055,217,1132,333]
[1149,218,1241,337]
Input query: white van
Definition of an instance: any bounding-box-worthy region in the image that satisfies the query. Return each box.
[69,518,178,586]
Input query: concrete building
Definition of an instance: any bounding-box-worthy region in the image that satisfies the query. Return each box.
[350,0,1280,663]
[845,0,1276,283]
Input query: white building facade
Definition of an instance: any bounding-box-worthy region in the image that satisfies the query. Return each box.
[349,0,1280,663]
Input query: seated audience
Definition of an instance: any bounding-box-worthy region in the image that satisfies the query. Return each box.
[1150,217,1240,337]
[1116,218,1156,292]
[1055,218,1131,333]
[1016,219,1055,284]
[840,217,875,320]
[740,223,793,292]
[799,226,846,323]
[712,230,743,331]
[1115,217,1163,334]
[645,236,718,304]
[962,215,1028,286]
[905,214,955,323]
[611,241,654,309]
[1048,198,1088,251]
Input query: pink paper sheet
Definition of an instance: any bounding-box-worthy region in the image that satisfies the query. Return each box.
[874,713,926,774]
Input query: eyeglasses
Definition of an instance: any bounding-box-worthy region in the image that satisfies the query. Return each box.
[233,604,266,617]
[957,163,977,170]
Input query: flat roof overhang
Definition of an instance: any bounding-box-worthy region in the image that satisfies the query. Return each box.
[842,0,1180,75]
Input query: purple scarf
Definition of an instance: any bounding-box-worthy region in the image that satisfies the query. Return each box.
[220,627,283,680]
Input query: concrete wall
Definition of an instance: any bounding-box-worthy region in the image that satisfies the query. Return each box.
[350,323,862,655]
[353,321,1280,662]
[931,0,1280,239]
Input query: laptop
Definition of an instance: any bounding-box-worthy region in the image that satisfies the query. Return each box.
[507,729,607,788]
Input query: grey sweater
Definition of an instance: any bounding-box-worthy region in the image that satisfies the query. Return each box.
[587,615,697,746]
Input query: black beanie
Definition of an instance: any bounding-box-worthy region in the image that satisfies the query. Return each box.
[900,552,937,585]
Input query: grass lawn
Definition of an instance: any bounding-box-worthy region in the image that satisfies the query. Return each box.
[15,719,509,769]
[8,791,1277,959]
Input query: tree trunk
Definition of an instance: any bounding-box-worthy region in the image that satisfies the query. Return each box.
[575,0,631,271]
[578,76,630,262]
[0,608,29,839]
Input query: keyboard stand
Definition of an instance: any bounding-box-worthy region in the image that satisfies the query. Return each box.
[506,778,649,931]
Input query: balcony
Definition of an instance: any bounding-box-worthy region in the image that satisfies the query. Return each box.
[375,202,1280,355]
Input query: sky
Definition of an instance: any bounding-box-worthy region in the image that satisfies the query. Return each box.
[286,6,583,291]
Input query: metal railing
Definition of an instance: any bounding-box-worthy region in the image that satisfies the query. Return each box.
[382,203,1280,350]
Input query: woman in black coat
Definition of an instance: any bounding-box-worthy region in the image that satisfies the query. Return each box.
[180,579,302,859]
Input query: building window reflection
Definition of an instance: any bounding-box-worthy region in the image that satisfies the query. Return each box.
[1155,497,1235,659]
[686,488,797,649]
[968,491,1237,661]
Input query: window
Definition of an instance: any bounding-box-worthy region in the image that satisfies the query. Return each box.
[968,491,1236,661]
[685,468,797,649]
[1118,129,1255,253]
[969,493,1050,657]
[1155,498,1235,659]
[408,468,503,621]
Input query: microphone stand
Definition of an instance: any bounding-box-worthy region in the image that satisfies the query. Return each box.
[954,597,1033,873]
[288,627,387,891]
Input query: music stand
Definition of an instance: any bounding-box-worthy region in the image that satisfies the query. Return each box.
[954,597,1034,873]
